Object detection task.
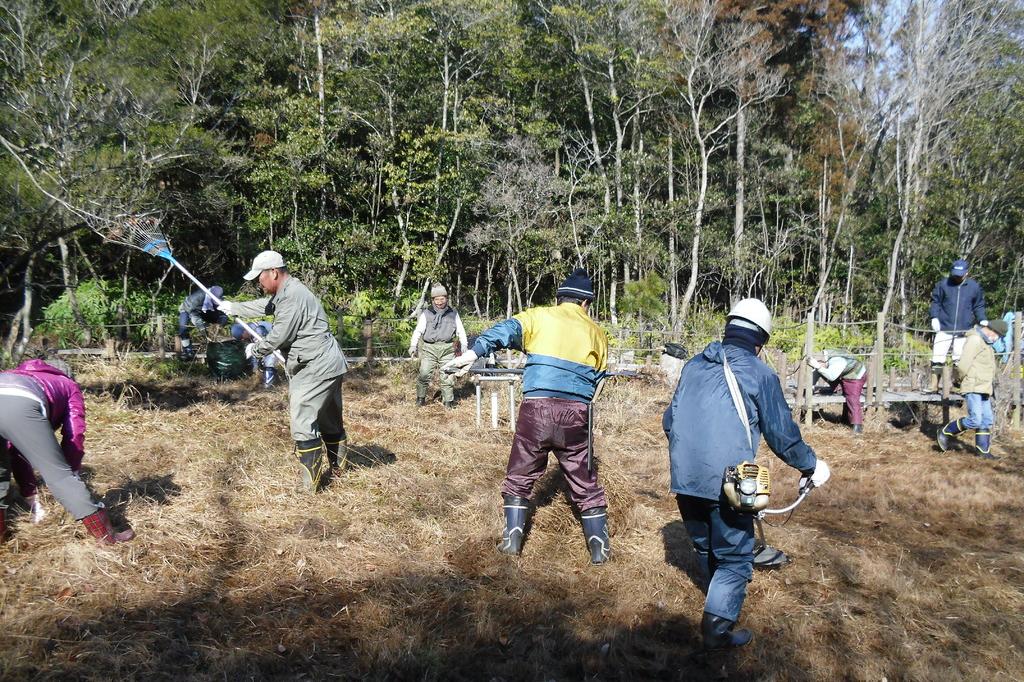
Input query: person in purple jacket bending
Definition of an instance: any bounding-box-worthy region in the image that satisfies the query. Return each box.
[0,359,134,545]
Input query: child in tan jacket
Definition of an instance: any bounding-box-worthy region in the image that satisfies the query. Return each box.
[936,318,1009,459]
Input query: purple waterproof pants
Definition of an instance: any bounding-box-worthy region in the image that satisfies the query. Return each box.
[840,377,866,426]
[501,397,607,511]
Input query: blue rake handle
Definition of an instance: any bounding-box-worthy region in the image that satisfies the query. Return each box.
[144,238,289,375]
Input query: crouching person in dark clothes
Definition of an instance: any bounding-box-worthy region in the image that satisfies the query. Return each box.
[443,269,611,564]
[663,299,830,649]
[0,360,134,544]
[231,322,280,388]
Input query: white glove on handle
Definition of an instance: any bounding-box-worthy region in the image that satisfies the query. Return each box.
[218,300,236,316]
[930,318,941,332]
[408,346,417,358]
[799,459,831,490]
[980,319,989,326]
[441,350,478,377]
[807,357,823,370]
[244,342,256,360]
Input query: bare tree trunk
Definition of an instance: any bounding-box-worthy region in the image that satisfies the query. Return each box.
[843,243,854,324]
[609,254,618,325]
[4,253,36,361]
[733,101,745,302]
[679,143,709,322]
[313,6,327,222]
[58,236,90,345]
[473,265,482,316]
[668,131,677,329]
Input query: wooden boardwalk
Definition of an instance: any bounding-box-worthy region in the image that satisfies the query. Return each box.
[784,389,963,408]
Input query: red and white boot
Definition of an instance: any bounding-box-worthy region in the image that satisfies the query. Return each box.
[81,508,135,545]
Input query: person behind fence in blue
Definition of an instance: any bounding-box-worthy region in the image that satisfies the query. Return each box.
[937,318,1008,460]
[663,298,830,650]
[440,268,611,565]
[231,322,279,388]
[928,260,987,391]
[178,286,229,360]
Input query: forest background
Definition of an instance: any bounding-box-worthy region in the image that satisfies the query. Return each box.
[1,0,1022,359]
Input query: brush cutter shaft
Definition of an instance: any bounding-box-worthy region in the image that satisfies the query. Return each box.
[759,486,812,516]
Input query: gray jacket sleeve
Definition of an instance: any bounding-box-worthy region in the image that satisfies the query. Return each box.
[253,296,300,359]
[232,297,272,319]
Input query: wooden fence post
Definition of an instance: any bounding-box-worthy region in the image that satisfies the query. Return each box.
[794,352,806,418]
[803,312,815,425]
[941,364,952,424]
[874,312,885,414]
[362,318,374,364]
[156,315,165,360]
[1013,312,1022,430]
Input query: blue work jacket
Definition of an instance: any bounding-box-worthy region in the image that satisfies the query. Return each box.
[929,277,986,333]
[663,341,817,501]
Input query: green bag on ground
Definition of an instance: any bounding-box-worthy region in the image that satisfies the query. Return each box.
[206,340,250,379]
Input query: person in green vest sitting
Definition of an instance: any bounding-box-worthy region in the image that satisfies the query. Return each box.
[808,349,867,434]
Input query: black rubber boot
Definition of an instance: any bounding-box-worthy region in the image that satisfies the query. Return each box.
[975,430,998,459]
[852,423,863,435]
[580,506,611,565]
[701,612,752,650]
[416,397,426,407]
[323,432,347,470]
[443,400,454,410]
[263,368,277,388]
[497,495,529,556]
[0,507,6,543]
[937,418,964,452]
[295,438,328,492]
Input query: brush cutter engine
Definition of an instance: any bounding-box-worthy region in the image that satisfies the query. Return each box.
[722,461,771,513]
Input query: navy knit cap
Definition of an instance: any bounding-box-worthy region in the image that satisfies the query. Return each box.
[557,268,595,301]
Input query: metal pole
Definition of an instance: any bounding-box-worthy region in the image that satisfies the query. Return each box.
[491,389,499,430]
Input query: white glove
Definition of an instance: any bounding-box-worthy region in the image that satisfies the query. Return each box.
[218,300,236,316]
[441,350,478,377]
[930,318,941,332]
[980,319,989,327]
[799,459,831,490]
[244,342,256,360]
[408,346,417,358]
[807,357,823,370]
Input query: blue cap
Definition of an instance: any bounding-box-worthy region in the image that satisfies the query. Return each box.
[950,260,969,276]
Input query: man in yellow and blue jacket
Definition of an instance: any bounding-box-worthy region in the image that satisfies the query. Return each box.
[443,269,610,564]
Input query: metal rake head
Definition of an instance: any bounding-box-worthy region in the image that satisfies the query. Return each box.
[104,214,173,261]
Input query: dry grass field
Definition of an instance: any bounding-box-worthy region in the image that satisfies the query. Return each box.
[1,359,1023,681]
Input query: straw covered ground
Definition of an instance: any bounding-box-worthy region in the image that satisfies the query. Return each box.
[1,359,1023,680]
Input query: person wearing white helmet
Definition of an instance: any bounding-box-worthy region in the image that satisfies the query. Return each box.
[663,298,830,650]
[218,251,349,491]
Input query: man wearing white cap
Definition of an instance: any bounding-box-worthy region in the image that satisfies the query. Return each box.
[408,283,468,408]
[218,251,349,491]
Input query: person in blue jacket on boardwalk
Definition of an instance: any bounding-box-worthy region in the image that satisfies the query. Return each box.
[663,298,831,650]
[928,259,987,391]
[442,269,611,565]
